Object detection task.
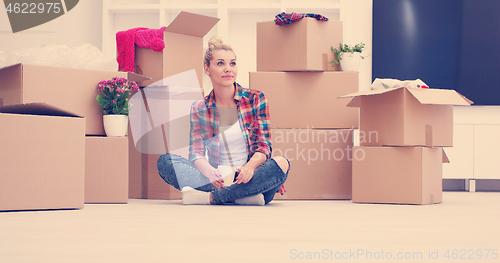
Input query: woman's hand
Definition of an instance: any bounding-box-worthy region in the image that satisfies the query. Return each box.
[193,159,224,189]
[234,152,267,184]
[205,168,225,189]
[234,165,255,184]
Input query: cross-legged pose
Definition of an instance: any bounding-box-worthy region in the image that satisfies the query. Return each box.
[157,36,289,205]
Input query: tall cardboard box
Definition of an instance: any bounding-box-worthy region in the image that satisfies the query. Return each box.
[0,103,85,211]
[0,63,148,135]
[272,128,353,200]
[340,87,472,147]
[127,71,202,200]
[85,136,129,204]
[250,71,359,129]
[128,126,182,200]
[257,18,342,71]
[134,12,219,87]
[352,146,449,205]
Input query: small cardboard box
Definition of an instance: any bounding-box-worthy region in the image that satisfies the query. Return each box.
[352,146,449,205]
[257,18,342,72]
[272,128,353,200]
[340,87,472,147]
[134,12,219,87]
[0,63,148,135]
[0,103,85,211]
[250,71,359,129]
[85,136,129,204]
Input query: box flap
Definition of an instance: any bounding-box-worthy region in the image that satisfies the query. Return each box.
[165,11,219,37]
[0,103,82,117]
[442,149,450,163]
[406,88,473,106]
[126,72,151,83]
[339,87,473,107]
[0,62,22,71]
[339,87,401,107]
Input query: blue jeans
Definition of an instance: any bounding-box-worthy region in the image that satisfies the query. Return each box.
[157,153,289,205]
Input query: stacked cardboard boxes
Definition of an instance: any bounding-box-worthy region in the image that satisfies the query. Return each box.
[0,63,147,210]
[127,12,219,200]
[340,87,472,204]
[251,18,359,199]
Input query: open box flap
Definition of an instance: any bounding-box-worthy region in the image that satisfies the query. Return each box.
[339,87,401,107]
[126,72,151,83]
[406,88,473,106]
[0,63,22,71]
[442,148,450,163]
[339,87,473,107]
[0,103,82,118]
[165,11,219,37]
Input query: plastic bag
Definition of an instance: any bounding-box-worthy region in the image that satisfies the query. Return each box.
[0,43,118,71]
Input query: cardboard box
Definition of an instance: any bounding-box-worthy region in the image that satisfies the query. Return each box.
[127,71,202,200]
[134,12,219,87]
[128,125,181,200]
[250,71,359,129]
[257,18,342,71]
[352,146,449,205]
[85,136,129,204]
[272,128,353,200]
[0,103,85,211]
[0,63,148,135]
[340,87,472,147]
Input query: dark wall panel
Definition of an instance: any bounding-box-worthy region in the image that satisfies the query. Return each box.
[373,0,500,105]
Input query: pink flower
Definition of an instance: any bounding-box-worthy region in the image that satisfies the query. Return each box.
[113,99,116,103]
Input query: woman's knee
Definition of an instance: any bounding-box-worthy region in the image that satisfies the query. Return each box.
[272,156,289,174]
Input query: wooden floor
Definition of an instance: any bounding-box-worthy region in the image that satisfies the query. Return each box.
[1,192,499,263]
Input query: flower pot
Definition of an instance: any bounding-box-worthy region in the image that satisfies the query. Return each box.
[103,114,128,137]
[340,52,361,71]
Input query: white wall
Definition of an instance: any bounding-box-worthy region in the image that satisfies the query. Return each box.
[0,0,372,92]
[0,1,103,52]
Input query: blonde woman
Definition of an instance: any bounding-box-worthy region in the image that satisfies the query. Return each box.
[157,36,289,205]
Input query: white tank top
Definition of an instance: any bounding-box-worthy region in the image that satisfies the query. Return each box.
[219,120,247,167]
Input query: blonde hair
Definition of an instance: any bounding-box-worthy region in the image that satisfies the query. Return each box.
[204,36,235,66]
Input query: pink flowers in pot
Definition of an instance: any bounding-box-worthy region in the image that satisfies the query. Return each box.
[96,77,139,115]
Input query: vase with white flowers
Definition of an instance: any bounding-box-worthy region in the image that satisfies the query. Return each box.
[96,77,139,137]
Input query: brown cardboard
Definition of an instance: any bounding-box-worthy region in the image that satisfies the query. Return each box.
[257,18,342,71]
[85,136,129,204]
[134,12,219,87]
[352,146,449,205]
[340,87,472,147]
[128,125,181,200]
[0,63,147,135]
[272,128,353,200]
[250,71,359,129]
[0,103,85,211]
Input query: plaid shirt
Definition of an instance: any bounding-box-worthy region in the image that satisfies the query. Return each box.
[188,84,272,167]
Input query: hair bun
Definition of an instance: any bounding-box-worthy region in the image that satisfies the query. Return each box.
[208,35,223,48]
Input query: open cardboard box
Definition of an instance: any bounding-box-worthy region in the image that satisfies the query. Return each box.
[340,87,473,147]
[352,146,450,205]
[272,128,353,200]
[85,136,129,204]
[134,11,219,87]
[0,103,85,211]
[250,71,359,129]
[257,18,342,72]
[0,63,149,135]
